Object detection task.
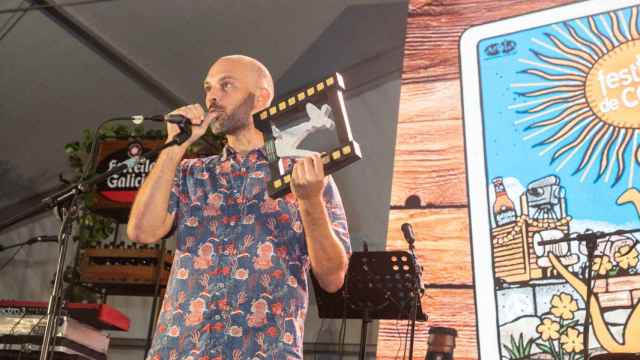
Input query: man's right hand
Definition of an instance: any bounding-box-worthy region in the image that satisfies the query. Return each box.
[166,104,215,150]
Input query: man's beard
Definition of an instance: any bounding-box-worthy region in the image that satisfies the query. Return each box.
[210,93,255,135]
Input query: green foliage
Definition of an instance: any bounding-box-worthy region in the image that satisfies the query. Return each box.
[558,320,579,334]
[534,341,552,354]
[503,334,534,360]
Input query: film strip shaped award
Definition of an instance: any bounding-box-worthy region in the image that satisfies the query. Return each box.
[253,73,362,198]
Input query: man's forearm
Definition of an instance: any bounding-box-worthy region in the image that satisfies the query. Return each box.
[127,146,185,243]
[299,197,349,293]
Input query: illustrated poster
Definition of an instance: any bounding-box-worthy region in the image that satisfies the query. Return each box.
[462,1,640,358]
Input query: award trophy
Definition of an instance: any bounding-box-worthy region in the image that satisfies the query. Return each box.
[253,73,362,198]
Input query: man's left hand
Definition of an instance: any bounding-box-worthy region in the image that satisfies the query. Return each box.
[291,154,326,202]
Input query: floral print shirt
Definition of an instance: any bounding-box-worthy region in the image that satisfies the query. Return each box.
[146,145,351,360]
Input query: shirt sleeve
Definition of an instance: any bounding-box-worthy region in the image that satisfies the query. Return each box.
[322,176,352,256]
[167,160,187,215]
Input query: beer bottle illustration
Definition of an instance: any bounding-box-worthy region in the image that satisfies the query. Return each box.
[492,177,517,226]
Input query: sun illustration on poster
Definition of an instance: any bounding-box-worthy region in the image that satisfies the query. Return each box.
[513,7,640,188]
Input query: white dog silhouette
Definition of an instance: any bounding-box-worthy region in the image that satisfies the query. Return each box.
[271,102,335,158]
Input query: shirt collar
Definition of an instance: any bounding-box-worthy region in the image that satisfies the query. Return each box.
[221,144,267,161]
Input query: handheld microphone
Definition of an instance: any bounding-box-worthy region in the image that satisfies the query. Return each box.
[401,223,416,246]
[120,114,193,145]
[130,114,191,126]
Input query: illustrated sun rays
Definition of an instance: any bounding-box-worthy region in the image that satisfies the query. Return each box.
[512,7,640,187]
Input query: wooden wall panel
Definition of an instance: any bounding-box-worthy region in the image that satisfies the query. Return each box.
[386,208,472,285]
[391,81,466,207]
[402,0,577,84]
[376,289,477,359]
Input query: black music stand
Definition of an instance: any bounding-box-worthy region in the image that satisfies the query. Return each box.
[311,251,427,360]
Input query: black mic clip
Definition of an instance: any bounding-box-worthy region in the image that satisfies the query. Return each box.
[172,119,192,145]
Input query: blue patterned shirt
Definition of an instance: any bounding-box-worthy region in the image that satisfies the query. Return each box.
[146,146,351,360]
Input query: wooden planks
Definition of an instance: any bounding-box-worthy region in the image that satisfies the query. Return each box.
[383,208,473,358]
[390,81,466,207]
[376,289,477,359]
[402,0,577,84]
[386,208,472,285]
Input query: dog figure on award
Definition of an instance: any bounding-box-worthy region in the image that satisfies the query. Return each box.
[271,103,335,158]
[253,73,362,198]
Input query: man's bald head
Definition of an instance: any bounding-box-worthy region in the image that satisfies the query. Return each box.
[212,55,274,106]
[203,55,275,135]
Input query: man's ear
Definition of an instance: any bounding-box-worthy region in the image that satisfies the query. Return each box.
[252,87,272,114]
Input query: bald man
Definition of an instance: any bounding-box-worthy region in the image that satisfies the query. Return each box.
[127,55,351,359]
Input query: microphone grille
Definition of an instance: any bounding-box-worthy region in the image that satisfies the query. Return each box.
[401,223,415,240]
[132,115,145,125]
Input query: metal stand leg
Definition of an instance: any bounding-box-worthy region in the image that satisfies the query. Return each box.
[359,309,370,360]
[39,201,77,360]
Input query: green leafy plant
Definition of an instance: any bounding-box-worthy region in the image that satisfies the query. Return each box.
[64,127,118,246]
[503,334,534,360]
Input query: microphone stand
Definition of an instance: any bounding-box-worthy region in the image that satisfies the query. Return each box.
[407,240,423,360]
[0,119,190,360]
[401,223,423,360]
[579,231,600,360]
[39,198,77,360]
